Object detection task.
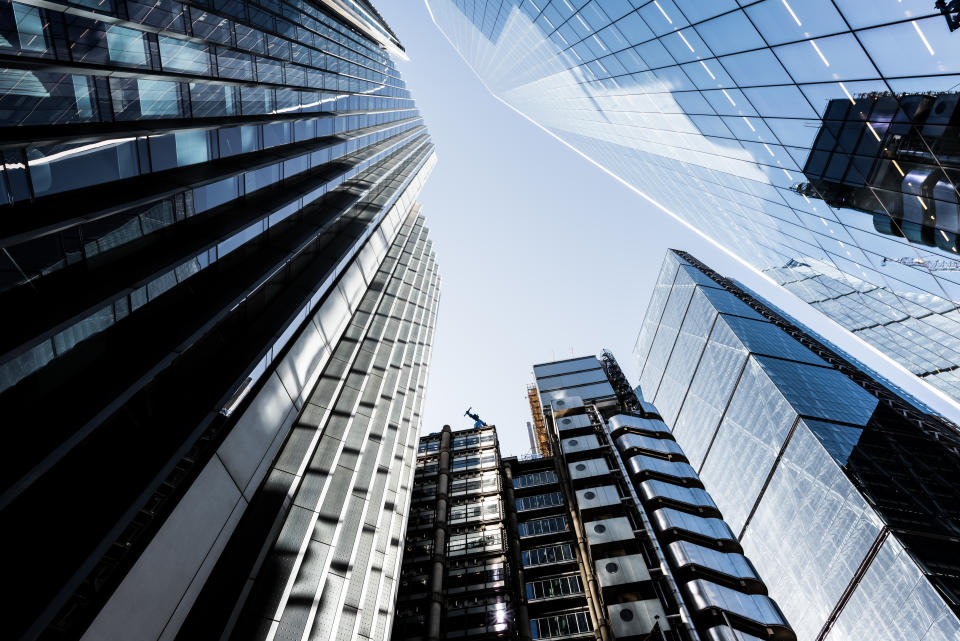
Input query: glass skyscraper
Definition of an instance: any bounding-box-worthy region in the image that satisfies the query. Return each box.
[635,249,960,641]
[0,2,439,640]
[426,0,960,399]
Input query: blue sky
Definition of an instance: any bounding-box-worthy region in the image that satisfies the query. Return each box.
[376,0,732,455]
[375,0,960,456]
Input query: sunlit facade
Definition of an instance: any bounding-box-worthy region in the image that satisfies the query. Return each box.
[0,1,440,640]
[426,0,960,399]
[635,249,960,641]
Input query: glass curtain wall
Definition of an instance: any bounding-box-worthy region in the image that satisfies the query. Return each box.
[427,0,960,399]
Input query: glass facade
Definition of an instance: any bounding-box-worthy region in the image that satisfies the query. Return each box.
[635,249,960,641]
[427,0,960,400]
[0,1,439,640]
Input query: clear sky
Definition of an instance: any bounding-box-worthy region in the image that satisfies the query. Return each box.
[375,0,960,456]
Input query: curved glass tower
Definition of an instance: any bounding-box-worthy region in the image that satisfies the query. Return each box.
[426,0,960,399]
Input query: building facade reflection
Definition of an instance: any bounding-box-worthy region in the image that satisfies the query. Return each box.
[427,0,960,401]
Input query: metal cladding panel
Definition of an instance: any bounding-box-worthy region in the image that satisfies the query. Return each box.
[651,508,737,543]
[569,458,610,480]
[561,434,602,454]
[595,554,652,587]
[541,382,616,406]
[556,414,594,432]
[666,541,760,583]
[533,356,603,379]
[639,480,719,512]
[685,579,790,628]
[639,401,662,418]
[616,433,684,458]
[626,454,699,483]
[549,395,585,415]
[576,485,621,510]
[585,517,635,545]
[609,414,671,436]
[608,600,670,638]
[537,368,610,392]
[704,626,767,641]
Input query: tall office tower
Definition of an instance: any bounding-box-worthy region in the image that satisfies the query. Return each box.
[392,424,514,640]
[426,0,960,400]
[0,2,440,640]
[635,249,960,641]
[394,355,794,641]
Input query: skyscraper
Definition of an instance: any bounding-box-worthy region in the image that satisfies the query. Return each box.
[635,249,960,641]
[393,353,795,641]
[426,0,960,400]
[0,2,439,640]
[392,423,513,640]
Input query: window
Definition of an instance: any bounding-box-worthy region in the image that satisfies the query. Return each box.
[450,471,498,496]
[447,558,505,592]
[447,526,503,556]
[522,544,575,567]
[530,611,592,639]
[514,470,558,489]
[525,574,584,601]
[417,439,440,454]
[106,25,147,66]
[448,497,500,524]
[159,35,209,73]
[516,492,563,512]
[518,516,569,537]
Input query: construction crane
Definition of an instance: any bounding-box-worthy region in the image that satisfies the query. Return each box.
[464,407,487,428]
[881,256,960,271]
[526,383,552,456]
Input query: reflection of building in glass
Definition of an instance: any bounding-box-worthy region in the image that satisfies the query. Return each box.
[427,0,960,403]
[0,2,440,640]
[797,92,960,253]
[394,355,795,641]
[636,249,960,641]
[766,257,960,399]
